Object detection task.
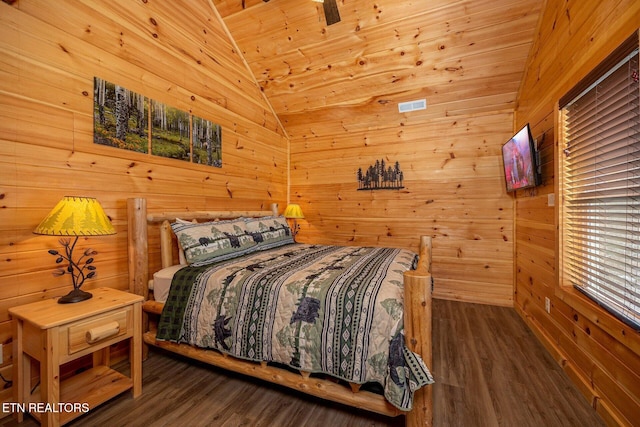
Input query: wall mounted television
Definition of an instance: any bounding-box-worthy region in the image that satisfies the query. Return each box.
[501,123,541,192]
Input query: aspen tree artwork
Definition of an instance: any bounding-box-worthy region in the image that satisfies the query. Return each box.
[192,115,222,167]
[150,100,190,161]
[93,78,149,153]
[93,77,222,167]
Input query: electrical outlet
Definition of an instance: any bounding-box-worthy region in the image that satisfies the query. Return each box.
[545,297,551,314]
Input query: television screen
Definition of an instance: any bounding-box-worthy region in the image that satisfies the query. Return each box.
[502,124,540,192]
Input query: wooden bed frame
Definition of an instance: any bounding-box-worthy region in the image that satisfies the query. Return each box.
[126,197,433,426]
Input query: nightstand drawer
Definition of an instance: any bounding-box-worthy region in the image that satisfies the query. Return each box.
[66,307,131,355]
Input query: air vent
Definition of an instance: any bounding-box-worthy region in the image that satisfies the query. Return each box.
[398,99,427,113]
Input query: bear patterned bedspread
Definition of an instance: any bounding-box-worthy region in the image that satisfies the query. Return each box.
[156,243,433,410]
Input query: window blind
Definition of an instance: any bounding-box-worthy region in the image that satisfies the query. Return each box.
[561,37,640,330]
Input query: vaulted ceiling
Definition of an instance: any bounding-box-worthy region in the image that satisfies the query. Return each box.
[212,0,543,138]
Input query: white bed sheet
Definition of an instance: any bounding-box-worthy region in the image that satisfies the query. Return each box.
[152,265,185,303]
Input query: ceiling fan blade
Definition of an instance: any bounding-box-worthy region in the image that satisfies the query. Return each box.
[322,0,341,25]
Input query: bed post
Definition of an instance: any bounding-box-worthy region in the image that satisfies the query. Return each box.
[128,197,150,359]
[127,197,148,299]
[404,235,433,427]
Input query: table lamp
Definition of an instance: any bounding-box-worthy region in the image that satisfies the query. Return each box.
[283,203,304,242]
[33,196,116,304]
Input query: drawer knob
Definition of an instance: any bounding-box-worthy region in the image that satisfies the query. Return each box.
[86,321,120,344]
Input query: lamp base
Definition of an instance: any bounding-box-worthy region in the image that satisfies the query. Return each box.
[58,288,93,304]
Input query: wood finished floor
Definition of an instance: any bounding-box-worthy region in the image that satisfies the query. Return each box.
[1,299,605,427]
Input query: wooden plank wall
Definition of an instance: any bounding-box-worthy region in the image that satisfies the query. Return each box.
[0,0,287,405]
[214,0,545,307]
[288,111,516,306]
[513,0,640,425]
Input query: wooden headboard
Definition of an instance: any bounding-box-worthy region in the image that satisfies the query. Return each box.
[126,197,278,298]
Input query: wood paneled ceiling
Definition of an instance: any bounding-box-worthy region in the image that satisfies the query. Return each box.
[213,0,543,136]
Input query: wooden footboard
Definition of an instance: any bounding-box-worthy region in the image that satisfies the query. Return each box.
[126,197,433,426]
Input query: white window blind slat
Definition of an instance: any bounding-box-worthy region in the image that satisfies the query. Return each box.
[561,40,640,330]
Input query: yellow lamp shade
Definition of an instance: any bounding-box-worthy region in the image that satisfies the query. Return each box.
[34,196,116,236]
[283,203,304,219]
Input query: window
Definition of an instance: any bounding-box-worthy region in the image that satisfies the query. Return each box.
[559,32,640,330]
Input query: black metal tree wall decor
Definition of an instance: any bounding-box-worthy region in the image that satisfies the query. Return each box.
[357,158,404,190]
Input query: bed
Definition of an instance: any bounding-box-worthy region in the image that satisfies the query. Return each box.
[126,197,434,426]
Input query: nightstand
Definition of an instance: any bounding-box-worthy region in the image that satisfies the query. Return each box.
[9,287,143,427]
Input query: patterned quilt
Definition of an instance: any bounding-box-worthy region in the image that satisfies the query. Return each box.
[157,243,433,411]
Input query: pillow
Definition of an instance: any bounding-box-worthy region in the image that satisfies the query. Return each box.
[174,218,197,265]
[171,218,256,266]
[243,216,294,251]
